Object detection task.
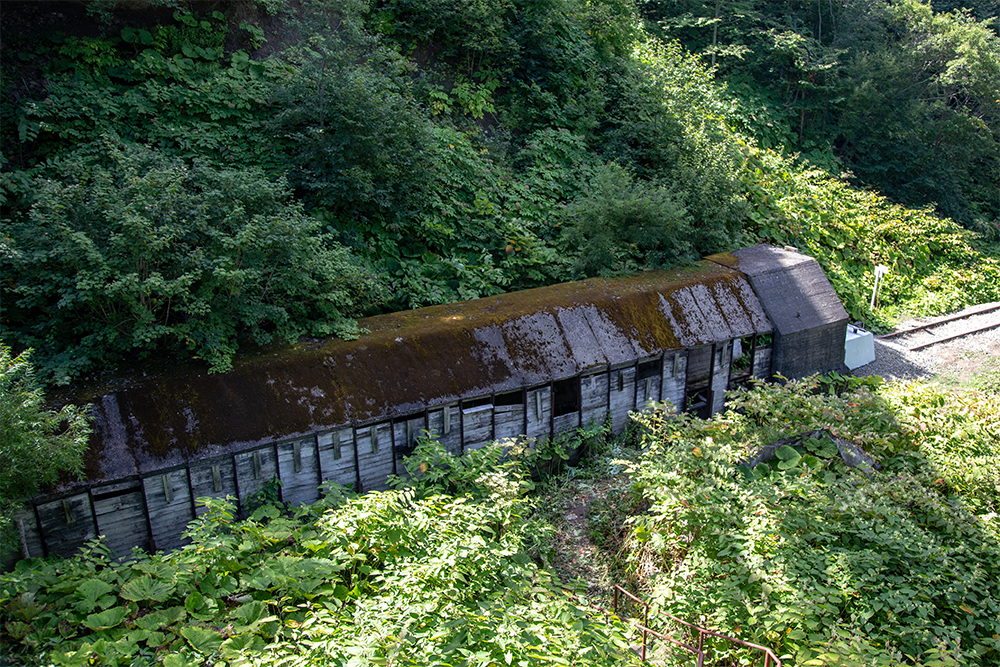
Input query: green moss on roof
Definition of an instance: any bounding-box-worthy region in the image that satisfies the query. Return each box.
[79,261,772,480]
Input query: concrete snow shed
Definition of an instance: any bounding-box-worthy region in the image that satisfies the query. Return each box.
[13,244,846,561]
[712,245,850,380]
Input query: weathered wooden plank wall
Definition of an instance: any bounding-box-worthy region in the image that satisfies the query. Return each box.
[277,436,322,507]
[495,400,525,442]
[462,402,494,452]
[13,336,775,563]
[358,423,394,491]
[36,493,95,558]
[91,480,150,557]
[662,352,688,410]
[318,428,357,491]
[143,468,194,552]
[609,365,637,432]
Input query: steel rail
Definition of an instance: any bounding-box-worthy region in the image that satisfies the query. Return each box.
[880,304,1000,340]
[905,320,1000,351]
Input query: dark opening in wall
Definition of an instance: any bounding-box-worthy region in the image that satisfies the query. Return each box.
[494,391,523,407]
[552,377,580,417]
[396,413,424,456]
[637,358,661,380]
[462,396,492,410]
[686,388,711,418]
[732,337,753,375]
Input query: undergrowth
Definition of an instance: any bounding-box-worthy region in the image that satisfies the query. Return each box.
[599,375,1000,666]
[0,442,641,667]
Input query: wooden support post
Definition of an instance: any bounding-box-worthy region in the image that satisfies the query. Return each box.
[62,498,75,525]
[548,382,554,439]
[184,465,197,520]
[522,387,528,437]
[140,479,154,553]
[606,364,612,421]
[459,401,465,454]
[87,488,99,538]
[33,502,48,558]
[389,418,397,476]
[657,352,667,403]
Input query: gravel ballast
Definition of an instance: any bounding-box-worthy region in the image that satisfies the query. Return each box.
[849,302,1000,385]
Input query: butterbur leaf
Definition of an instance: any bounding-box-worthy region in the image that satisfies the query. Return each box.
[776,446,801,469]
[231,600,267,627]
[83,606,129,630]
[185,591,205,614]
[181,626,224,654]
[221,633,265,658]
[815,438,839,458]
[135,606,185,630]
[775,445,799,461]
[163,653,201,667]
[121,574,175,602]
[800,454,822,471]
[8,592,45,621]
[75,579,115,610]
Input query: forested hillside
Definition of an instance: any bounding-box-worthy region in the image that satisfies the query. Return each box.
[1,0,998,386]
[2,4,999,666]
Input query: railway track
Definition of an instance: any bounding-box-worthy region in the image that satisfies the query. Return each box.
[880,303,1000,352]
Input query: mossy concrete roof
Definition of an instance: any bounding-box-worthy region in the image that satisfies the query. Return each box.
[80,260,772,481]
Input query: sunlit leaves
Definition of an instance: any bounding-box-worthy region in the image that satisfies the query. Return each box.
[0,470,640,667]
[626,375,1000,666]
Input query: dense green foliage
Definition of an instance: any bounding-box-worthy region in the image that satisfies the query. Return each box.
[2,3,999,664]
[4,377,998,666]
[0,446,640,667]
[2,143,385,383]
[619,376,1000,665]
[643,0,1000,230]
[0,346,90,554]
[2,0,997,382]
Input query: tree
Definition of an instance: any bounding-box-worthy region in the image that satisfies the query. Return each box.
[0,141,386,385]
[0,345,90,555]
[563,162,694,276]
[837,0,1000,227]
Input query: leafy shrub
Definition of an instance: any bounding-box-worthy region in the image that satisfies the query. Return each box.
[0,346,90,557]
[619,376,1000,666]
[0,8,279,190]
[603,39,751,254]
[270,32,437,233]
[745,150,1000,328]
[390,436,532,499]
[563,162,694,277]
[1,142,385,384]
[881,381,1000,516]
[0,482,640,666]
